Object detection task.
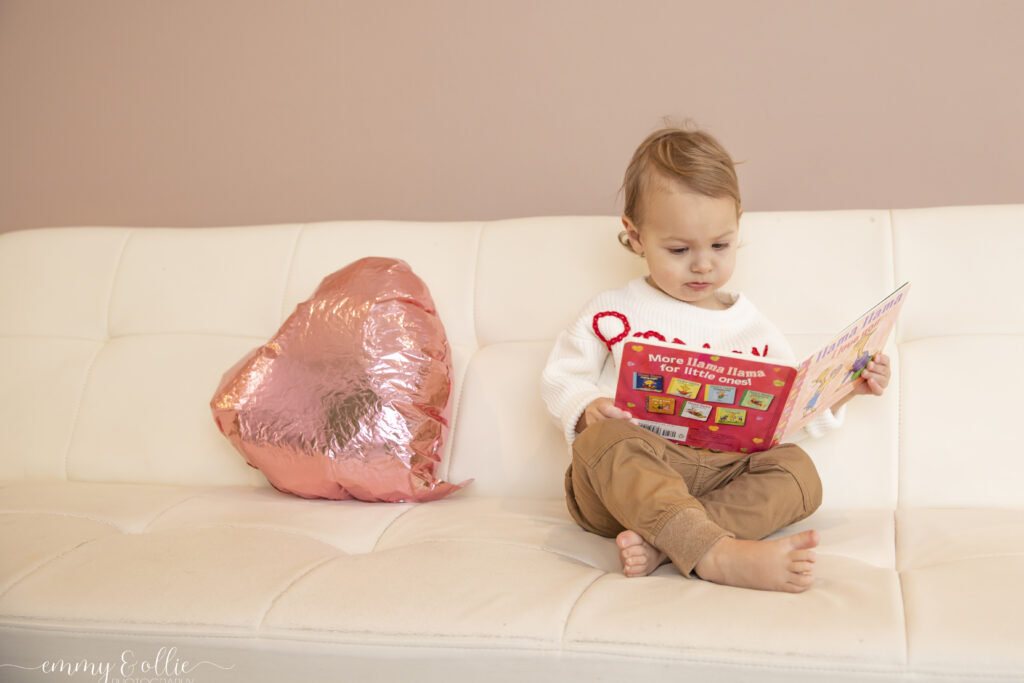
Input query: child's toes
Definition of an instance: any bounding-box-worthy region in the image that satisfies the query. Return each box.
[623,557,650,576]
[621,544,645,560]
[790,560,815,574]
[787,572,815,590]
[616,529,645,550]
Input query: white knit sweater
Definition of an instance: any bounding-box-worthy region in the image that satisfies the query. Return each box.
[541,277,844,445]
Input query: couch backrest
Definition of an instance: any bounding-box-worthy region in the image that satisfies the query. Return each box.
[1,206,1022,509]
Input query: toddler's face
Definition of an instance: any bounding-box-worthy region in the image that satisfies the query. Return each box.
[623,187,738,310]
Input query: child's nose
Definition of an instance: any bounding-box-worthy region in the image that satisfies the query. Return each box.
[692,253,713,272]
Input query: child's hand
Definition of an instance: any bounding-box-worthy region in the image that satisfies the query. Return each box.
[575,397,633,433]
[854,353,891,397]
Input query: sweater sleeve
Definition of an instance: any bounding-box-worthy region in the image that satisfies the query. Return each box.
[540,308,614,445]
[799,403,847,440]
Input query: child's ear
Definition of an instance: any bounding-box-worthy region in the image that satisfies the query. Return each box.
[621,216,644,255]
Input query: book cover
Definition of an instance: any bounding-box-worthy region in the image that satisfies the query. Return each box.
[614,283,910,453]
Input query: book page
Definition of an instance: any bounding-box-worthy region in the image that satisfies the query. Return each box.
[776,282,911,440]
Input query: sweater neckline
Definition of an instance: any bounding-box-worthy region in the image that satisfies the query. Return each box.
[628,277,747,318]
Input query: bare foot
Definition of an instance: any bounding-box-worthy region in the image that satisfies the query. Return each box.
[616,529,668,577]
[694,529,820,593]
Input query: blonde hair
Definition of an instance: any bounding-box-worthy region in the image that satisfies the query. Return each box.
[619,126,741,249]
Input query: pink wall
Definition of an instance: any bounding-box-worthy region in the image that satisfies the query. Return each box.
[1,0,1021,233]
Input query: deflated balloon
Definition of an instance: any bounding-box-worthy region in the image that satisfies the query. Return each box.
[212,257,468,502]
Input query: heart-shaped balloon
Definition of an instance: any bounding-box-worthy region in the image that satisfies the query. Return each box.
[212,257,468,502]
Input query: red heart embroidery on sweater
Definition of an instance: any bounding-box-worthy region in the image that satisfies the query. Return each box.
[592,311,631,350]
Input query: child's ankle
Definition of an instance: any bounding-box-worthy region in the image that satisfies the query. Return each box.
[694,536,731,580]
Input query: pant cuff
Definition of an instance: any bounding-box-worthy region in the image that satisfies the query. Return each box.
[654,507,733,576]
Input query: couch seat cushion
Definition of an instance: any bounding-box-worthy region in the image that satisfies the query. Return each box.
[0,481,924,681]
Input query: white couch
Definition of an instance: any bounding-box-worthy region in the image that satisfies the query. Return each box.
[1,206,1023,682]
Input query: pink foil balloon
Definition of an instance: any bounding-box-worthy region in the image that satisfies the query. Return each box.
[211,257,468,502]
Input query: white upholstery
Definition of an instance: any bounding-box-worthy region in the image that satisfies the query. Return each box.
[1,207,1023,682]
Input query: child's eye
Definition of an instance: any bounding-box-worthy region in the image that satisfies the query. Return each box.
[669,247,689,255]
[713,242,730,250]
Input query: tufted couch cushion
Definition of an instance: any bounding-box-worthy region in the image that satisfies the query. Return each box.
[1,207,1023,682]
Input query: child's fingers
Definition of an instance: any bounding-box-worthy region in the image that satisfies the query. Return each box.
[583,399,632,428]
[603,405,633,420]
[862,369,888,395]
[850,354,892,398]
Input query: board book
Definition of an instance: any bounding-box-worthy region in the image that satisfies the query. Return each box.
[614,282,910,453]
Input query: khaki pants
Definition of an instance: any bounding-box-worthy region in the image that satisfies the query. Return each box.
[565,419,822,576]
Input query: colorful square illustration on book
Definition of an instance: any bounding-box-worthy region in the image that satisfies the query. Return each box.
[681,401,712,422]
[666,377,701,399]
[646,395,676,415]
[739,390,774,411]
[632,373,664,392]
[714,407,746,426]
[704,385,736,404]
